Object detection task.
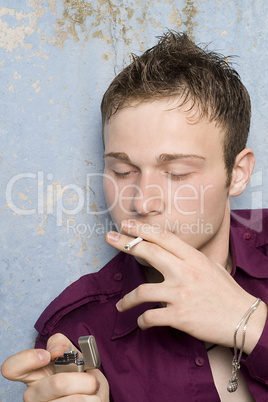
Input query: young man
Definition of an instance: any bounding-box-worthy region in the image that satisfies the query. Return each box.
[2,32,268,401]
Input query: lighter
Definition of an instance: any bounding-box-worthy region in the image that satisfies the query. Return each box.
[54,335,101,373]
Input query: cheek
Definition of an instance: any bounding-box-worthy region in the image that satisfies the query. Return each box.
[170,182,213,215]
[169,178,227,218]
[197,180,229,225]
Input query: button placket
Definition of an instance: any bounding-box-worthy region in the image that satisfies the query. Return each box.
[113,273,123,281]
[195,357,205,367]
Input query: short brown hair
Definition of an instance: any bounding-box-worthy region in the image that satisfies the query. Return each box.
[101,31,251,186]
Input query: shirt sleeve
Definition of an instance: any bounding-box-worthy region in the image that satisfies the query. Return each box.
[35,333,50,349]
[243,305,268,386]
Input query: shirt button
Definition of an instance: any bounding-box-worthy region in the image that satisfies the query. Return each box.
[113,273,123,281]
[243,232,252,240]
[195,357,205,367]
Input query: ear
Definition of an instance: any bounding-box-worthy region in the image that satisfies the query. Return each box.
[229,148,255,197]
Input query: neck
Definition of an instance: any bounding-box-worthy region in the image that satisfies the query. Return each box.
[199,202,232,271]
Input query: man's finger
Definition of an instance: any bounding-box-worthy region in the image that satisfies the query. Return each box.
[23,372,100,402]
[116,283,168,312]
[106,230,184,278]
[120,219,196,261]
[1,349,51,382]
[47,333,78,360]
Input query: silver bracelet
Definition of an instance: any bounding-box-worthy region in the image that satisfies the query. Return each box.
[227,297,261,393]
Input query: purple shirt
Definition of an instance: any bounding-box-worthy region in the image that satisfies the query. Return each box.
[35,209,268,401]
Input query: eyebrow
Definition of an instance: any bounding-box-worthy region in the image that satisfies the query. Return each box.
[103,152,205,163]
[157,153,205,162]
[103,152,131,162]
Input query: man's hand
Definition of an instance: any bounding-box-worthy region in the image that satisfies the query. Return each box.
[1,333,109,401]
[106,220,267,355]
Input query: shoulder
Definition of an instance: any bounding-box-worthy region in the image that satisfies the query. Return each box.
[230,209,268,278]
[231,209,268,240]
[231,209,268,250]
[35,252,126,337]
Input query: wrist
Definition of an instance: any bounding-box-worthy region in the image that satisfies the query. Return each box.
[243,300,267,355]
[227,298,264,392]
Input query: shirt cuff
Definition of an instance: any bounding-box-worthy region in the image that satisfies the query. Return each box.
[244,303,268,385]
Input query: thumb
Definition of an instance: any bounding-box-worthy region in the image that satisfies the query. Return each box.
[46,333,77,360]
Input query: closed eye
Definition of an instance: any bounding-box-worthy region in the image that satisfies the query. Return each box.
[167,172,191,181]
[112,170,135,179]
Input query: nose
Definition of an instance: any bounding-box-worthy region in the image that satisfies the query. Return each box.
[130,174,164,216]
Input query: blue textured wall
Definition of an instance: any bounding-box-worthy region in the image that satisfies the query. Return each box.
[1,1,268,399]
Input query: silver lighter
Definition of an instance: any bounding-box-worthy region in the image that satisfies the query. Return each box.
[54,335,101,373]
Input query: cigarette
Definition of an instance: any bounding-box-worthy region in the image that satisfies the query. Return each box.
[124,237,143,251]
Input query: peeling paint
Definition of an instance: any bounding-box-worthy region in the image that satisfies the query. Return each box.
[169,6,182,28]
[0,0,199,55]
[0,6,45,52]
[88,202,98,212]
[182,0,199,39]
[35,216,48,236]
[31,79,42,93]
[63,0,94,25]
[102,52,112,61]
[8,83,14,92]
[18,192,28,201]
[92,29,105,39]
[51,0,94,48]
[84,160,93,166]
[13,71,21,79]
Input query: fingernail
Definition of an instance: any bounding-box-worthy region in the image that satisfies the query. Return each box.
[121,219,135,229]
[116,299,122,311]
[107,231,120,242]
[38,350,50,362]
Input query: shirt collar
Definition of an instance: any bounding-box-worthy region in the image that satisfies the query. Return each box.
[230,209,268,278]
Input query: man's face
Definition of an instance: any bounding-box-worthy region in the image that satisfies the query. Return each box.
[103,99,231,257]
